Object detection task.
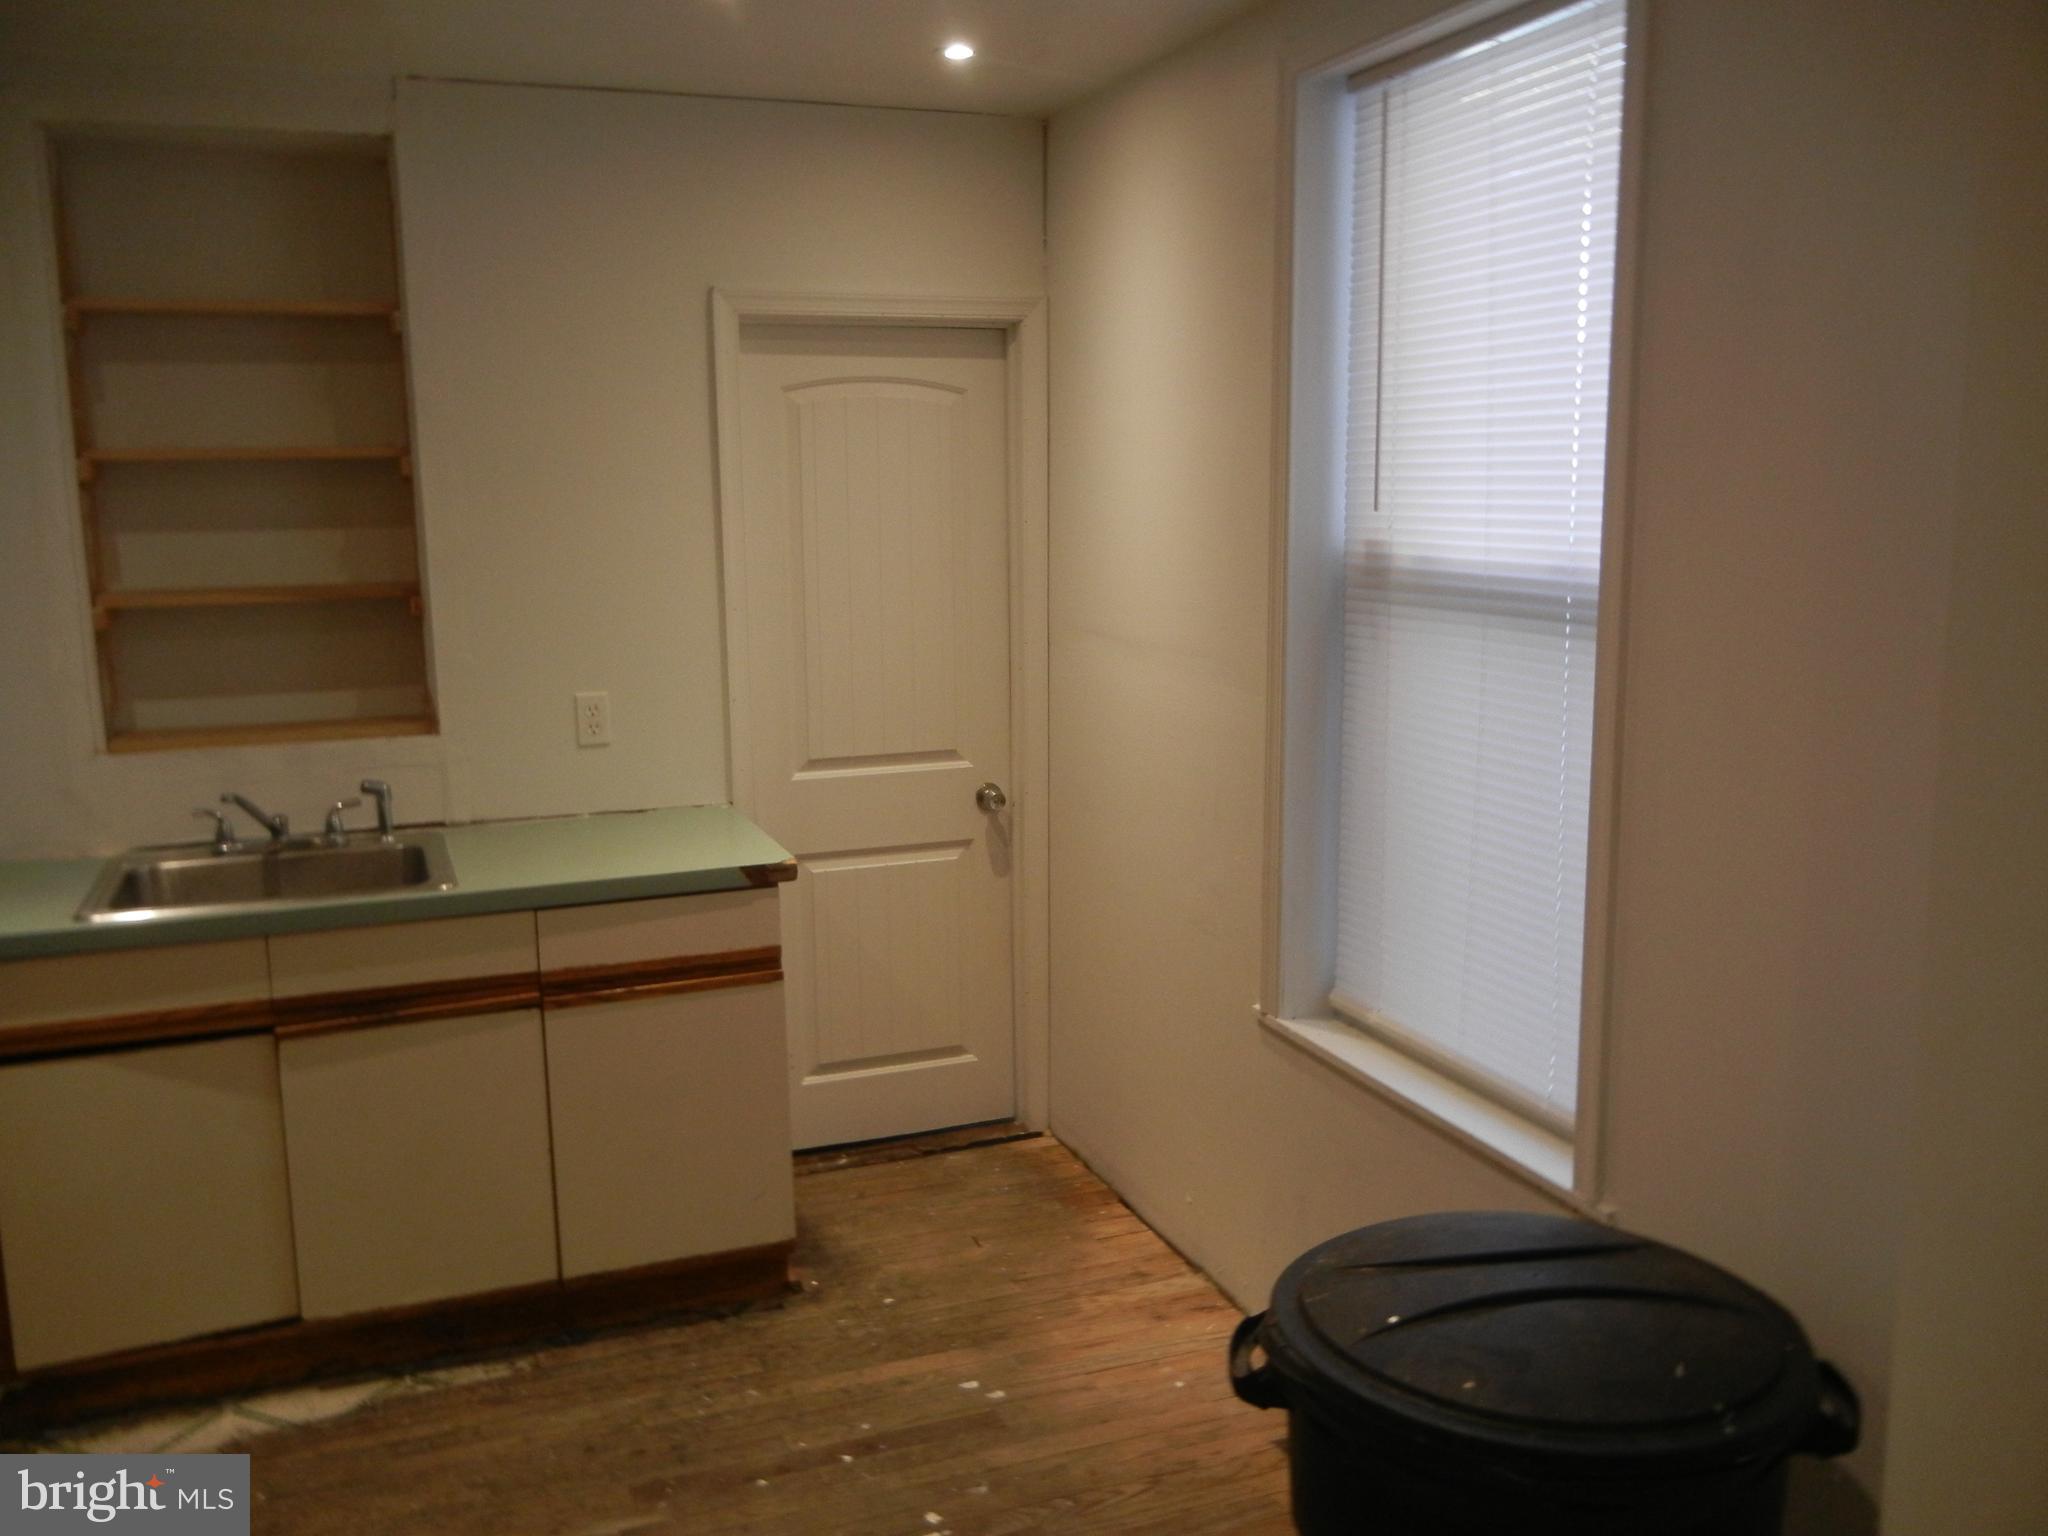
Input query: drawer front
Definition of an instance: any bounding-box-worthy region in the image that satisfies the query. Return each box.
[0,940,269,1031]
[279,1009,558,1317]
[537,890,780,972]
[268,912,537,999]
[0,1034,299,1369]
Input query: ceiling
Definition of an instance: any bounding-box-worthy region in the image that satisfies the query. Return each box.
[0,0,1266,118]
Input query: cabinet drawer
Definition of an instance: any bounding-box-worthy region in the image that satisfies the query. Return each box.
[0,1034,298,1369]
[537,890,779,972]
[268,912,537,999]
[0,940,268,1031]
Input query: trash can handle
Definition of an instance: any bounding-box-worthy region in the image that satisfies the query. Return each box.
[1800,1360,1861,1458]
[1229,1312,1286,1410]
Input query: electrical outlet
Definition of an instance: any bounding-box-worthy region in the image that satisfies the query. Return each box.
[574,691,611,747]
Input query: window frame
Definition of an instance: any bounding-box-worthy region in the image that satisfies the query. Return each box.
[1259,0,1647,1207]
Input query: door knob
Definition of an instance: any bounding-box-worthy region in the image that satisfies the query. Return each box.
[976,781,1008,813]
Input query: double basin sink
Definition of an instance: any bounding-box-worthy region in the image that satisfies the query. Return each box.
[77,832,457,924]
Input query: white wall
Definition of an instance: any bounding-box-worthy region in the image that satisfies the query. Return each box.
[395,80,1044,825]
[1043,0,1565,1323]
[0,79,1043,855]
[1591,4,1969,1514]
[1046,0,1987,1521]
[1880,10,2048,1531]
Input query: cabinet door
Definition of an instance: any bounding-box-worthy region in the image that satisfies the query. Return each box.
[0,1034,298,1369]
[544,982,795,1278]
[278,1009,558,1318]
[539,891,794,1278]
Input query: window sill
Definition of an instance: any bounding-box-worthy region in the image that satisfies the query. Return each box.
[1256,1008,1580,1203]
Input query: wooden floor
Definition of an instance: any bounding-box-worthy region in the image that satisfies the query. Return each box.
[241,1135,1296,1534]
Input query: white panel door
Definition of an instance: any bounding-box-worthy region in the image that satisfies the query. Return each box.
[736,323,1013,1148]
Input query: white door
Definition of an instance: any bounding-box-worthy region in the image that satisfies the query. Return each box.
[733,322,1014,1149]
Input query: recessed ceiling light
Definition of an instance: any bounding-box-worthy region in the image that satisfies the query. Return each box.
[941,41,976,62]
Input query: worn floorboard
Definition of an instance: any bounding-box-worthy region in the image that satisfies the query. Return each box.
[241,1136,1295,1534]
[792,1119,1040,1175]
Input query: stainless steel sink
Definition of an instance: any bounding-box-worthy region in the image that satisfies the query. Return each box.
[76,832,457,923]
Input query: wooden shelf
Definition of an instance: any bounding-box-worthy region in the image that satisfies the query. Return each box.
[82,446,407,465]
[80,447,411,478]
[106,715,437,755]
[66,297,399,326]
[54,131,431,753]
[97,583,420,615]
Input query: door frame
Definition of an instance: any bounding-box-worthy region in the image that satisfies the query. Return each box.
[708,288,1051,1133]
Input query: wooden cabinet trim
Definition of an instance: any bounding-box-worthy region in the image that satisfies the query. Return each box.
[741,859,799,886]
[540,947,783,1012]
[0,936,781,1057]
[541,968,785,1011]
[0,999,275,1064]
[269,973,542,1040]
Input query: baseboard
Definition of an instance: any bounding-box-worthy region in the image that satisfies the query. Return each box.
[0,1240,792,1433]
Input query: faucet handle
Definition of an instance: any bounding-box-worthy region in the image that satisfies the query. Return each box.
[359,779,395,839]
[192,807,238,855]
[323,798,364,841]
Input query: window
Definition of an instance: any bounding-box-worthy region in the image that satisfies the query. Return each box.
[1271,0,1629,1161]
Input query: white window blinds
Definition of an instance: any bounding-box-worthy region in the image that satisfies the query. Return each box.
[1334,0,1626,1130]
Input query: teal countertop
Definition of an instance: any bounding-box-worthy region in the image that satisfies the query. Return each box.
[0,807,795,962]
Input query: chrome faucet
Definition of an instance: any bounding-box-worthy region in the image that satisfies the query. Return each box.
[192,807,240,856]
[359,779,395,840]
[323,798,363,844]
[221,792,289,843]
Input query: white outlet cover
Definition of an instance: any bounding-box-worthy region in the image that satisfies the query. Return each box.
[574,691,611,747]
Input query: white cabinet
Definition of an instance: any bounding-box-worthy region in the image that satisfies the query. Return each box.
[539,892,794,1278]
[535,890,778,970]
[545,985,793,1278]
[267,911,536,998]
[0,1034,298,1369]
[278,1009,559,1317]
[0,939,293,1371]
[0,938,269,1031]
[269,914,555,1318]
[0,886,792,1388]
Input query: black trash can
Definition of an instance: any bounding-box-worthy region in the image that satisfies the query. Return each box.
[1230,1211,1859,1536]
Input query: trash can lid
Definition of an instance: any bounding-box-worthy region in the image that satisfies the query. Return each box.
[1260,1211,1830,1468]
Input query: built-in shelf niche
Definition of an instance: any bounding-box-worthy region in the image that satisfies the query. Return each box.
[50,129,436,753]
